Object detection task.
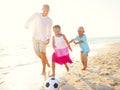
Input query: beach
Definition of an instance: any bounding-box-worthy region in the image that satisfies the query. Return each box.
[59,42,120,90]
[0,41,120,90]
[0,0,120,89]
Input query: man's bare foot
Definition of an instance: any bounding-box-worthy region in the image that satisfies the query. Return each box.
[41,72,46,76]
[41,72,47,80]
[49,74,55,77]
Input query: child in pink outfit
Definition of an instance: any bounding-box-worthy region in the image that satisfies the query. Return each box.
[50,25,72,77]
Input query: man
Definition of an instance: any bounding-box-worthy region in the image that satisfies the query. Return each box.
[25,4,52,75]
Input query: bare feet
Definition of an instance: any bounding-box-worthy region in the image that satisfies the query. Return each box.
[49,74,55,77]
[41,72,46,76]
[81,67,86,70]
[41,72,47,80]
[82,68,86,70]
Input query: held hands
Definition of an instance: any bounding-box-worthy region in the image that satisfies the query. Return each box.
[74,40,83,44]
[74,41,78,44]
[69,39,78,44]
[69,39,77,44]
[53,45,56,49]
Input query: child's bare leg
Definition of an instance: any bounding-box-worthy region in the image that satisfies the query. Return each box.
[84,61,87,68]
[81,52,85,69]
[49,61,55,77]
[64,64,69,72]
[52,61,55,76]
[82,61,87,70]
[82,53,88,70]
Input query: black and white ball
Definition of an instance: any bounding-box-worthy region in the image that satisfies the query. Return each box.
[44,77,60,90]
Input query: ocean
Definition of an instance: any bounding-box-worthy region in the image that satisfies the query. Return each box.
[0,36,120,85]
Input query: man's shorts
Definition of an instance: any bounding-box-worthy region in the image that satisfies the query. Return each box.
[33,39,46,53]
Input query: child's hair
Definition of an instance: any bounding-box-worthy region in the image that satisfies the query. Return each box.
[43,4,50,8]
[53,25,61,30]
[78,26,85,32]
[78,26,84,30]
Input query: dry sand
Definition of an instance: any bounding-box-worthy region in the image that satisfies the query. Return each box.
[59,42,120,90]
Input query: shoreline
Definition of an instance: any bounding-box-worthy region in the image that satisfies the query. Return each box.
[0,41,120,90]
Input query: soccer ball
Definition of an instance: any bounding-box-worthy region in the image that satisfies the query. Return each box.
[44,77,60,90]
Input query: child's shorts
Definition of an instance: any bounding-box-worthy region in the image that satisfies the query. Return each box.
[81,51,89,62]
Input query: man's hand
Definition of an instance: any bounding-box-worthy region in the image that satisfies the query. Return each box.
[44,39,50,45]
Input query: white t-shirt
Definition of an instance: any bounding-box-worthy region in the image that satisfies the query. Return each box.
[26,13,52,41]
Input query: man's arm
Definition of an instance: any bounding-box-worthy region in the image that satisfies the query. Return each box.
[24,14,36,29]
